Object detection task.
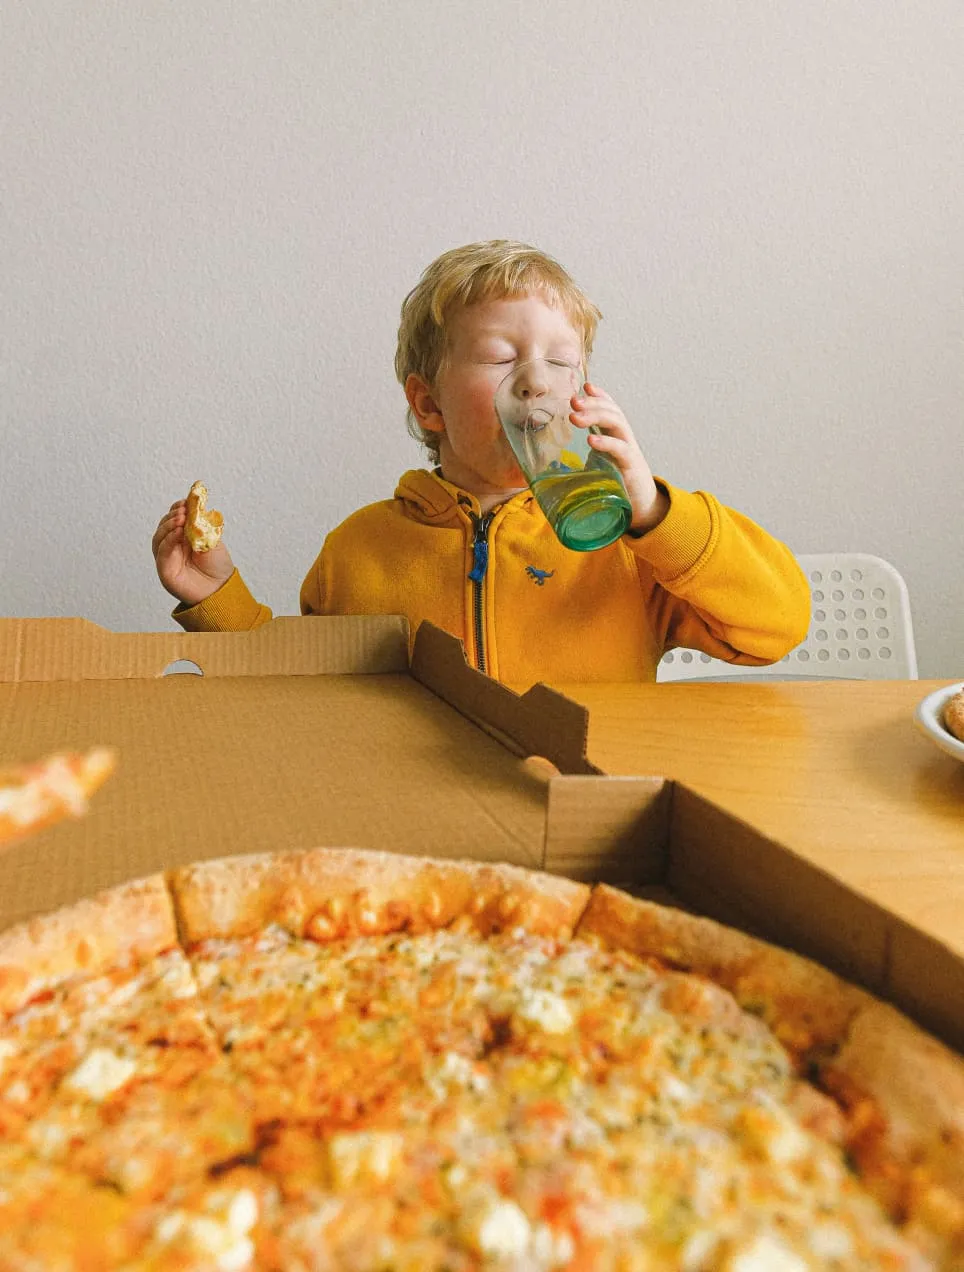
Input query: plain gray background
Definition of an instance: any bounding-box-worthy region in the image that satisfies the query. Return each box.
[2,1,961,676]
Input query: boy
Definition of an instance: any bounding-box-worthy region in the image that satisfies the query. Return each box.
[152,241,809,686]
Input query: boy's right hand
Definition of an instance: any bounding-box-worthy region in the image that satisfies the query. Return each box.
[151,501,235,607]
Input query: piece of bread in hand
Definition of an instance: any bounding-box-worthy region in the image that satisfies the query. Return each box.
[184,480,224,553]
[943,687,964,742]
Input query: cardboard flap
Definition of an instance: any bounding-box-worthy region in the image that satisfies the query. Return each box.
[0,616,410,682]
[888,919,964,1055]
[667,785,891,992]
[668,785,964,1053]
[410,622,601,775]
[543,775,671,882]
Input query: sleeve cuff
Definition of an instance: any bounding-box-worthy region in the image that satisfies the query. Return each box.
[624,479,716,581]
[172,570,268,632]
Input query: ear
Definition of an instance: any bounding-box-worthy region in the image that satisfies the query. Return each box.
[405,374,445,434]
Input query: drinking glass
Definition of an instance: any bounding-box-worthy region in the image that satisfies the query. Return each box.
[495,359,632,551]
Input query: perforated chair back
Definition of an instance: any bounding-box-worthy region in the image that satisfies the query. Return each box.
[657,553,918,682]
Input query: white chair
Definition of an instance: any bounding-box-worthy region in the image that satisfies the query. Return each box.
[658,553,918,682]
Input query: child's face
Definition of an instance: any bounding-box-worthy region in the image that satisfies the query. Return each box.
[410,294,584,501]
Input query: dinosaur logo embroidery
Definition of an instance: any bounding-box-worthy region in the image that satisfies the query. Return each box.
[525,566,555,586]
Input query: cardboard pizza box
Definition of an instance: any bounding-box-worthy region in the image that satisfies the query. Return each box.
[0,615,649,925]
[1,614,961,1054]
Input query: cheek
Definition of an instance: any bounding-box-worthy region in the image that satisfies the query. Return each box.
[477,384,501,422]
[456,381,502,431]
[440,371,495,413]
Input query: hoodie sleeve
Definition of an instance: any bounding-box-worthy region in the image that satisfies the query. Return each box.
[172,569,273,631]
[626,480,811,665]
[299,543,326,615]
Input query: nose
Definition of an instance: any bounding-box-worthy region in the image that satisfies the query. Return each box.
[515,362,551,400]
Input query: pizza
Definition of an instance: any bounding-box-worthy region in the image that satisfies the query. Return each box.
[1,846,962,1271]
[0,748,116,847]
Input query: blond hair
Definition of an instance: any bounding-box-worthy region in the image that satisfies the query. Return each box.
[395,240,602,462]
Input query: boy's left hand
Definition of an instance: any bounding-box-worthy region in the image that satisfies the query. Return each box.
[571,383,670,535]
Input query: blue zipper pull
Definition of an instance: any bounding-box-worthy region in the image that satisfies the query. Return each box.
[468,514,490,583]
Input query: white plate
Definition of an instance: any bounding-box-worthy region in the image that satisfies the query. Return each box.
[914,682,964,763]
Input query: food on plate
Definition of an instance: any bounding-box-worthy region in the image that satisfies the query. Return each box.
[1,846,962,1269]
[0,748,116,847]
[942,687,964,742]
[185,480,224,553]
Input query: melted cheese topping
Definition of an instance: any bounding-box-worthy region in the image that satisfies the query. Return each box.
[61,1047,137,1101]
[179,926,935,1271]
[0,924,942,1270]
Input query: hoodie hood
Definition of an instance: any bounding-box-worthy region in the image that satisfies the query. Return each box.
[393,468,535,526]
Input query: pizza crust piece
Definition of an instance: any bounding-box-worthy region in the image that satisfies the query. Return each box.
[168,845,591,945]
[184,480,223,553]
[0,748,117,847]
[0,874,177,1017]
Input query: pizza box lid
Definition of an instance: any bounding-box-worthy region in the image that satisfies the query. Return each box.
[1,614,962,1053]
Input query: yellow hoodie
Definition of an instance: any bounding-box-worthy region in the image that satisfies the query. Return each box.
[175,469,810,687]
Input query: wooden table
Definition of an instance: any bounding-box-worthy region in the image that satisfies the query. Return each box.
[555,679,964,953]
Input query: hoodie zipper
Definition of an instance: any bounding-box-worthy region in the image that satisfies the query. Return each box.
[467,510,495,673]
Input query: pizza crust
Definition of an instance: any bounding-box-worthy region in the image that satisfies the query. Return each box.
[825,999,964,1198]
[575,883,869,1057]
[168,846,591,945]
[0,874,177,1017]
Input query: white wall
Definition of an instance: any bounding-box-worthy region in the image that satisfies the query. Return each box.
[2,1,961,676]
